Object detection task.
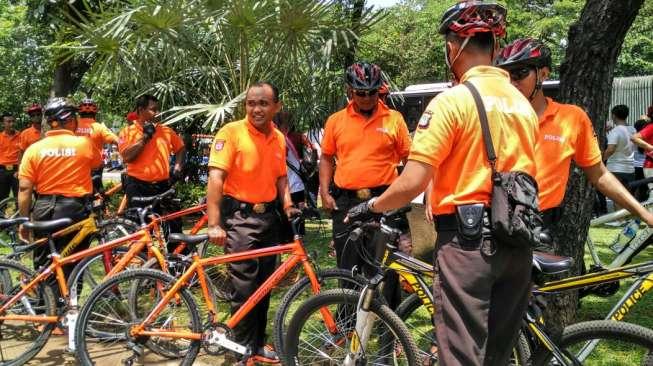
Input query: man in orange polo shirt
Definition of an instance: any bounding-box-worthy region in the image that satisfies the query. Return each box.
[319,61,410,284]
[18,103,43,158]
[118,94,186,238]
[207,82,297,363]
[76,98,118,192]
[496,38,653,252]
[18,98,102,296]
[347,3,537,365]
[0,113,21,203]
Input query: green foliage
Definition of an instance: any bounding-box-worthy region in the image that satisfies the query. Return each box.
[175,182,206,207]
[0,2,52,125]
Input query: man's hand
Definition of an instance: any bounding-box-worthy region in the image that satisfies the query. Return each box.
[142,122,156,142]
[284,206,302,218]
[344,198,376,223]
[208,225,227,246]
[642,211,653,227]
[321,192,338,211]
[18,224,29,243]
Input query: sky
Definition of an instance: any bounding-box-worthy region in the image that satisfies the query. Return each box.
[367,0,400,8]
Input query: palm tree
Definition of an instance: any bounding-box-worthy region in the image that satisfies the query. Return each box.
[58,0,384,131]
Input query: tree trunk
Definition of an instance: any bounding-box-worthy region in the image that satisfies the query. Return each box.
[51,58,90,97]
[544,0,644,338]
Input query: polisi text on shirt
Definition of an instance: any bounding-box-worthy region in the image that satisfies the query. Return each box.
[40,147,77,158]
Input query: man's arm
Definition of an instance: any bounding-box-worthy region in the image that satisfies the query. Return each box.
[603,144,616,160]
[631,132,653,152]
[319,153,337,210]
[276,175,298,216]
[207,167,228,245]
[583,162,653,225]
[371,160,432,213]
[121,138,148,163]
[173,147,187,175]
[17,178,34,242]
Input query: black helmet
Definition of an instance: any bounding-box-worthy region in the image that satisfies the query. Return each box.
[346,62,383,90]
[496,38,552,69]
[44,97,77,124]
[439,1,507,38]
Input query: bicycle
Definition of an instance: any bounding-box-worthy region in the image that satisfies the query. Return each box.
[73,215,365,365]
[284,210,653,365]
[0,197,17,219]
[0,190,200,365]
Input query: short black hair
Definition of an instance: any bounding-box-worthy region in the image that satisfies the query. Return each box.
[135,94,159,111]
[445,31,495,54]
[611,105,629,120]
[635,118,650,132]
[249,81,279,102]
[1,112,14,120]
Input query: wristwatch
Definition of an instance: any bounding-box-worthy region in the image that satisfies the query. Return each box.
[367,197,378,213]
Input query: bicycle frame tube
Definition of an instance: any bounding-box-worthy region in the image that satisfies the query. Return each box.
[537,260,653,292]
[609,272,653,321]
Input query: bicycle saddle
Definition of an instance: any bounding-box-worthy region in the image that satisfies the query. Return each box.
[532,251,572,275]
[22,218,73,233]
[168,233,208,245]
[0,217,29,230]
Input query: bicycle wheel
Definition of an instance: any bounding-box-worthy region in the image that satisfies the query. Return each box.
[273,268,365,360]
[75,268,201,366]
[284,288,419,365]
[97,217,140,243]
[0,197,17,219]
[395,293,530,365]
[531,320,653,366]
[0,258,57,366]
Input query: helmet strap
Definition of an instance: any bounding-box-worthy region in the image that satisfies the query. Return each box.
[529,67,543,101]
[445,36,471,83]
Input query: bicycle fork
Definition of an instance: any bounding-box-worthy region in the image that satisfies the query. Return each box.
[344,274,384,366]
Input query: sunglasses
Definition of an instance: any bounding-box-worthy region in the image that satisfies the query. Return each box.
[354,89,378,97]
[507,67,534,81]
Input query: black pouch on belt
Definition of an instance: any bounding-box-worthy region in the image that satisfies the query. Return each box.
[455,203,485,240]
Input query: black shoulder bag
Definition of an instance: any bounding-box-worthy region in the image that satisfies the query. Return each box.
[463,81,543,249]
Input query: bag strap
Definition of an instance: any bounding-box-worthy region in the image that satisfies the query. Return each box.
[463,81,497,172]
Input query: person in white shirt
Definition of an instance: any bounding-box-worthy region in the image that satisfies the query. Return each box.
[604,105,636,205]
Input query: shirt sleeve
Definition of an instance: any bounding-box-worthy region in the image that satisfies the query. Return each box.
[117,126,137,155]
[18,146,36,182]
[208,127,235,172]
[279,136,288,177]
[408,93,458,168]
[320,117,337,156]
[99,124,119,144]
[167,128,185,153]
[639,124,653,142]
[87,140,103,169]
[606,128,619,146]
[394,113,411,159]
[574,109,603,167]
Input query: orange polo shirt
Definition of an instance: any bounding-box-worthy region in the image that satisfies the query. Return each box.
[76,117,119,151]
[0,131,20,166]
[118,123,184,182]
[18,126,42,152]
[208,118,286,203]
[321,101,411,189]
[535,98,602,210]
[19,130,102,197]
[410,66,539,215]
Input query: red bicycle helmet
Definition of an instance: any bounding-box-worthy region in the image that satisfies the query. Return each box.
[78,98,98,114]
[346,62,383,91]
[439,1,507,38]
[496,38,552,69]
[26,103,42,115]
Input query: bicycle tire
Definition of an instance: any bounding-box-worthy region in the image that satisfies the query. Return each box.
[0,258,57,366]
[531,320,653,366]
[395,293,530,365]
[75,268,202,366]
[284,288,420,365]
[273,268,365,360]
[0,197,17,219]
[96,217,140,243]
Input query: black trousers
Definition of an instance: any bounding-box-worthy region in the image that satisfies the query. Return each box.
[432,227,532,366]
[123,176,182,252]
[331,190,402,309]
[32,196,90,305]
[221,208,280,350]
[0,166,18,202]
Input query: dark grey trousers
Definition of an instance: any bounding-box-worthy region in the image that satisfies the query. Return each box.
[223,209,279,350]
[433,230,532,366]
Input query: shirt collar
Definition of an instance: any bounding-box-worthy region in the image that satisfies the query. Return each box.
[460,65,510,83]
[540,97,560,125]
[45,129,75,137]
[345,100,390,120]
[245,118,275,139]
[1,130,17,137]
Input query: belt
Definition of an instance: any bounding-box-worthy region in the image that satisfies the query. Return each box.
[126,175,169,186]
[434,210,491,231]
[222,195,275,215]
[36,194,90,203]
[336,185,389,200]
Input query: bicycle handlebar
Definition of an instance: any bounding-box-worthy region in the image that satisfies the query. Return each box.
[130,188,176,204]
